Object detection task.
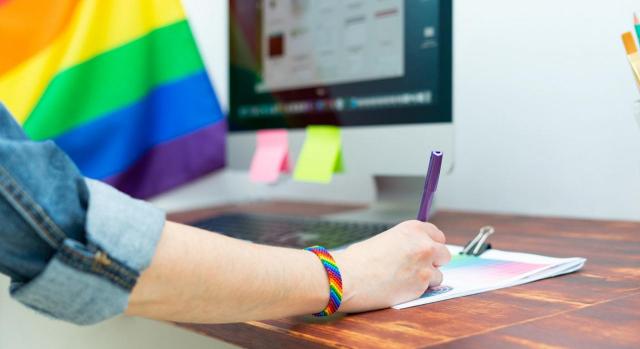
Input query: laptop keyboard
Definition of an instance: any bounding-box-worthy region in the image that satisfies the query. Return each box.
[191,213,394,249]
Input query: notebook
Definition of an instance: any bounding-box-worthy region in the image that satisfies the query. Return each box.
[394,245,586,309]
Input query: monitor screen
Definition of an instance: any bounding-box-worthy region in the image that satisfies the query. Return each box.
[229,0,452,131]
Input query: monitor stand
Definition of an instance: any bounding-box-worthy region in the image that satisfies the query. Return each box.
[325,175,426,224]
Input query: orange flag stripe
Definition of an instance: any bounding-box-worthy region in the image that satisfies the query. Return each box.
[0,0,79,75]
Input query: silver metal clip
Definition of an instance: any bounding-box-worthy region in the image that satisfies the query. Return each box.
[460,226,495,256]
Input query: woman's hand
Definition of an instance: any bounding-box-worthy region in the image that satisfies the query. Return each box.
[334,220,451,313]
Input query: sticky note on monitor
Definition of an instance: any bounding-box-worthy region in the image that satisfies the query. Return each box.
[249,129,291,183]
[293,126,344,184]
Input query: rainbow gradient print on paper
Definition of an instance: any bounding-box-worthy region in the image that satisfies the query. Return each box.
[394,246,586,309]
[0,0,225,198]
[438,255,548,286]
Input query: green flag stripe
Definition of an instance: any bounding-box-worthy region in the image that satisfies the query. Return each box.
[24,20,204,140]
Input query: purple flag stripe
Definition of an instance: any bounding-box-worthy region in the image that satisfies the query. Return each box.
[104,120,226,199]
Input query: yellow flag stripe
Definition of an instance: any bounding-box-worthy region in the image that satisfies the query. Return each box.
[0,0,186,123]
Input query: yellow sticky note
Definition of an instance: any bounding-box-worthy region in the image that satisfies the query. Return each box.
[293,125,344,183]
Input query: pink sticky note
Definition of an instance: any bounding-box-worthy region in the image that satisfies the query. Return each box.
[249,129,290,183]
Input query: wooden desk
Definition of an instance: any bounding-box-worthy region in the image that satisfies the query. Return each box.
[169,201,640,349]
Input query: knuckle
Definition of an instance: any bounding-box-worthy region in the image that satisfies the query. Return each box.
[425,222,438,231]
[397,221,409,228]
[426,223,446,241]
[421,240,436,255]
[435,230,446,243]
[412,238,428,251]
[431,272,443,287]
[443,247,452,262]
[417,268,432,284]
[414,242,435,261]
[399,220,418,231]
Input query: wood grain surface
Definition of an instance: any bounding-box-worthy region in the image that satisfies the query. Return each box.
[169,201,640,349]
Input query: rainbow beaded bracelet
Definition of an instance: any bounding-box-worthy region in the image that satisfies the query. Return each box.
[305,246,343,317]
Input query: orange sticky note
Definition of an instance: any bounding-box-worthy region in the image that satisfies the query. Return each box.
[249,129,291,183]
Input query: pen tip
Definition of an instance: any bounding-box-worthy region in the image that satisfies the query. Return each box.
[635,13,640,24]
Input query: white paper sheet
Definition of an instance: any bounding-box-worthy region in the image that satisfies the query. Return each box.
[393,245,586,309]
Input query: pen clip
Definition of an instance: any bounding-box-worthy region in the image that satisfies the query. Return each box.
[460,226,495,256]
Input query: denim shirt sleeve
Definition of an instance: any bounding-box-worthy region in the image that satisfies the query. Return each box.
[0,103,165,325]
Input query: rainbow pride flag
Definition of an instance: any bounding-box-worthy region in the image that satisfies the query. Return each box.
[0,0,225,199]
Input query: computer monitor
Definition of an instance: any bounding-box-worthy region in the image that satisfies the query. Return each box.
[227,0,453,204]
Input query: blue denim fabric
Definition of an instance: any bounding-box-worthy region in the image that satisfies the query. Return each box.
[0,103,165,325]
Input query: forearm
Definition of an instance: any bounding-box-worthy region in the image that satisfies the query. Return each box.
[125,221,329,323]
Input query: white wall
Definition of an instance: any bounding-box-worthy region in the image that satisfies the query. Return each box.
[178,0,640,221]
[443,0,640,220]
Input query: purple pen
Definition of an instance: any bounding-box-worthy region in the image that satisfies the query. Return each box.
[417,151,443,222]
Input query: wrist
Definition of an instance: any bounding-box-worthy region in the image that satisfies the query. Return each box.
[304,246,345,316]
[331,249,354,312]
[301,248,334,313]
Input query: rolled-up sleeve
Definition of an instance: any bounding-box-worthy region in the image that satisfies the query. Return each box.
[10,180,165,325]
[0,103,165,325]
